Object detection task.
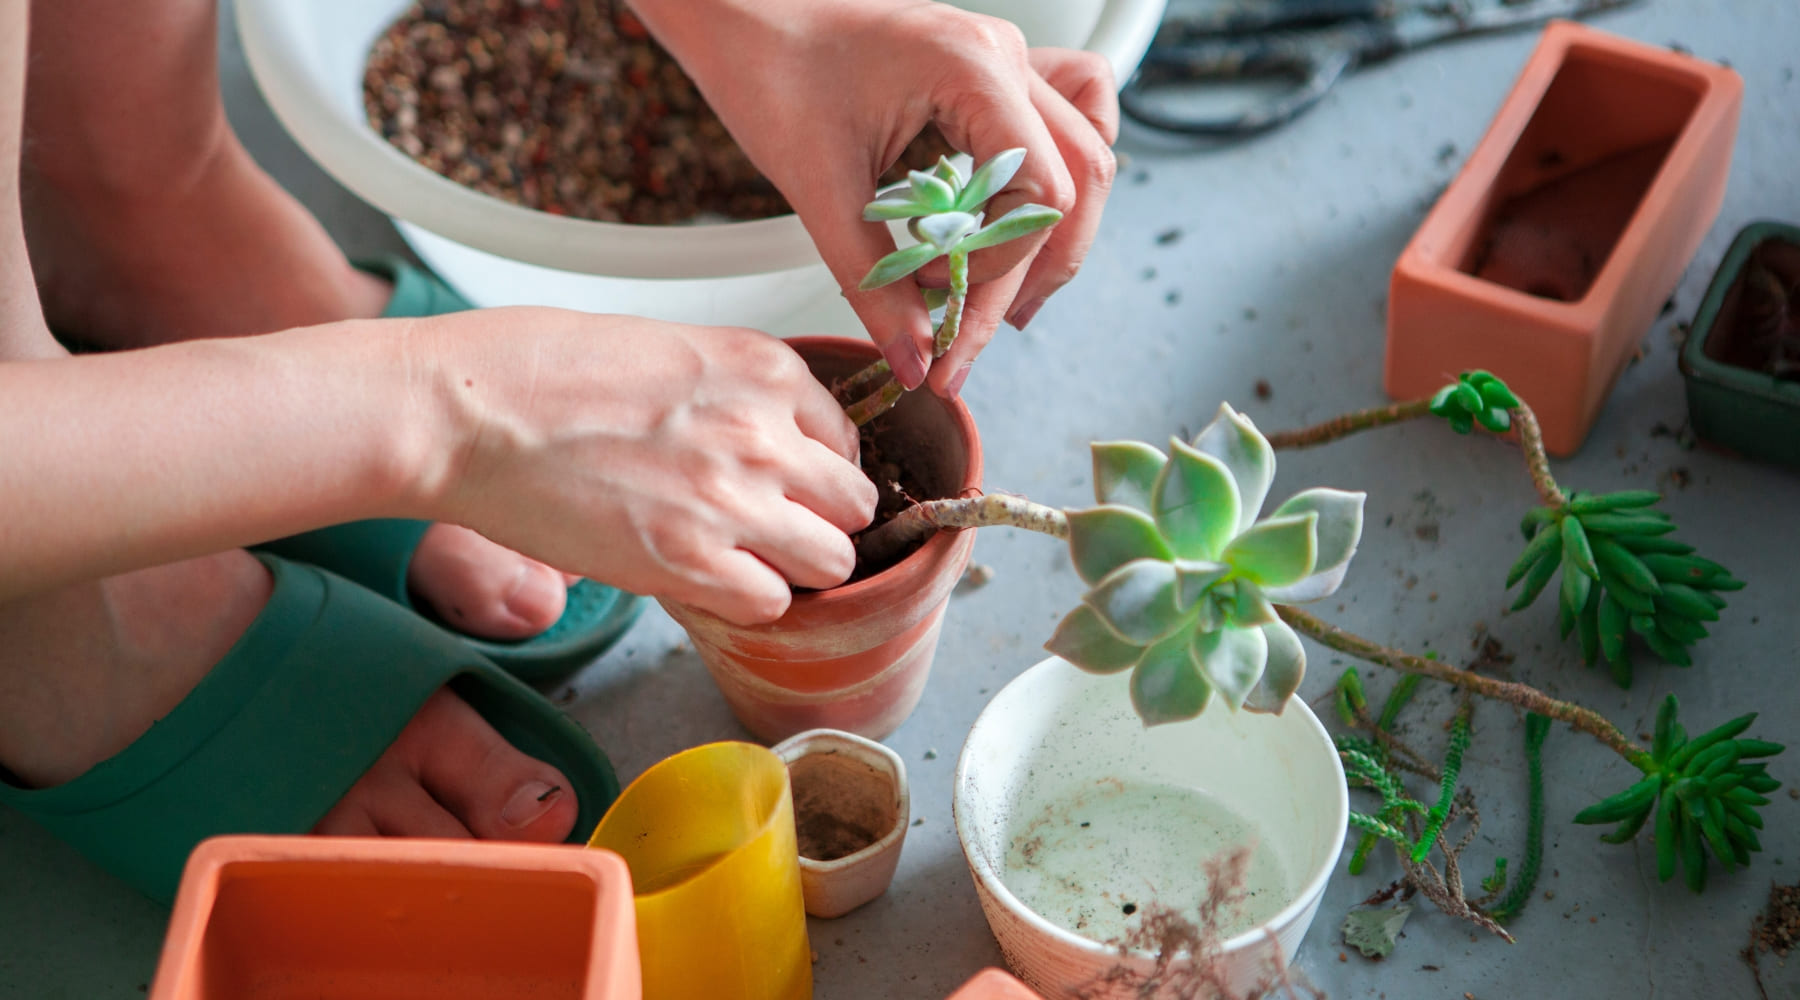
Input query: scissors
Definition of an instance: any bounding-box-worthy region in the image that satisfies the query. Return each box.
[1121,0,1644,137]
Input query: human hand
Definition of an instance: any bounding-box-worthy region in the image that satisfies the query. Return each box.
[632,0,1120,397]
[417,308,878,625]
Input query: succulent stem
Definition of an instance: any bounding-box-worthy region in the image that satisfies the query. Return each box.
[1263,399,1434,450]
[934,248,970,359]
[836,357,893,406]
[1277,606,1651,768]
[844,377,905,427]
[855,493,1068,566]
[1512,404,1567,508]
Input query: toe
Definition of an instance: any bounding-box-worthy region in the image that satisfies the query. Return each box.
[313,750,473,840]
[408,524,569,640]
[396,690,580,843]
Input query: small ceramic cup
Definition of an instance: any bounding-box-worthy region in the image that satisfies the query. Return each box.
[773,728,911,919]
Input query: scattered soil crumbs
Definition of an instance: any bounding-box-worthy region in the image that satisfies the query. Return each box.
[1745,882,1800,1000]
[365,0,954,223]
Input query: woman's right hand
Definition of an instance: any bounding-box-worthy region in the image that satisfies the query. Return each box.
[412,308,878,625]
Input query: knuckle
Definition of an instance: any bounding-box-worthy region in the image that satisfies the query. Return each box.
[1069,50,1116,93]
[1085,140,1118,191]
[952,14,1028,66]
[740,585,792,625]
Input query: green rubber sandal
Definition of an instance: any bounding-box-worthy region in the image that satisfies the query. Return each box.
[255,256,642,683]
[0,554,619,905]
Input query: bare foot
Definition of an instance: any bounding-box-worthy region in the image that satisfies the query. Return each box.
[22,134,578,642]
[0,550,576,843]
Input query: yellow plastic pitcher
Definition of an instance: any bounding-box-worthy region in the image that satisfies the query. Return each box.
[588,742,812,1000]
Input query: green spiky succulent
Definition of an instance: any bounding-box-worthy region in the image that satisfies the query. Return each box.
[858,148,1062,291]
[1430,370,1519,434]
[1575,695,1783,892]
[1044,403,1367,725]
[1506,490,1743,686]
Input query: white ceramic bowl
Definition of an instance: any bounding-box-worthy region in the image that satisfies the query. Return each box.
[953,657,1348,1000]
[234,0,1166,328]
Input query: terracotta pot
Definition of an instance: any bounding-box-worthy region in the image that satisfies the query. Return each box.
[1386,19,1743,456]
[773,728,911,918]
[1679,220,1800,468]
[948,969,1045,1000]
[954,657,1346,1000]
[661,337,983,743]
[148,835,640,1000]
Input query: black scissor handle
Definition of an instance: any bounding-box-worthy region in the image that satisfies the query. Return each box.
[1121,35,1357,137]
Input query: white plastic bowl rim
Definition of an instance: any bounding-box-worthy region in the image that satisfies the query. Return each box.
[233,0,1168,280]
[951,656,1350,966]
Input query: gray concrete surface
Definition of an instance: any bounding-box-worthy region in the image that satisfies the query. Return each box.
[3,1,1797,997]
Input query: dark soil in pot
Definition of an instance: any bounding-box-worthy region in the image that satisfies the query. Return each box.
[1702,237,1800,379]
[365,0,957,224]
[788,753,898,863]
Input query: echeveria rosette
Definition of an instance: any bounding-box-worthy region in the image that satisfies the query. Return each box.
[1045,404,1367,726]
[1507,491,1744,687]
[1429,370,1519,434]
[858,148,1063,291]
[1574,695,1783,892]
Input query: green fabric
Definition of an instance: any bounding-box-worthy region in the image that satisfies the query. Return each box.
[254,255,643,682]
[0,555,619,905]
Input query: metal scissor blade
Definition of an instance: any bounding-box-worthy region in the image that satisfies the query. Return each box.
[1384,0,1645,52]
[1154,0,1392,40]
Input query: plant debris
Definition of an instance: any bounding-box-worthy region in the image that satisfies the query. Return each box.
[1342,904,1413,959]
[1745,882,1800,1000]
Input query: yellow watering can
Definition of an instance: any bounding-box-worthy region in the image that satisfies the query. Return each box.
[588,742,812,1000]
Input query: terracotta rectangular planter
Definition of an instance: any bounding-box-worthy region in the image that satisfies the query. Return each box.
[148,835,640,1000]
[948,969,1044,999]
[1680,220,1800,467]
[1386,20,1742,456]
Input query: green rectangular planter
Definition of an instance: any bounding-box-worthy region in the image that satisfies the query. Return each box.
[1679,220,1800,468]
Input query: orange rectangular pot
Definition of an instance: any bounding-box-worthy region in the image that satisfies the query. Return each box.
[948,969,1044,999]
[662,336,982,743]
[1386,19,1742,456]
[148,835,640,1000]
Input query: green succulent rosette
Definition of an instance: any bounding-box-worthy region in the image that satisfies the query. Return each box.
[1575,695,1783,892]
[1429,370,1519,434]
[858,148,1062,290]
[1045,403,1367,726]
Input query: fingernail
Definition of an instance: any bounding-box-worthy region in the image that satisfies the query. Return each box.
[505,562,565,627]
[944,362,974,399]
[893,344,929,390]
[1007,297,1048,330]
[502,781,562,828]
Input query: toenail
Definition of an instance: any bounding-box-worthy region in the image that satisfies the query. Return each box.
[505,563,565,625]
[501,781,563,828]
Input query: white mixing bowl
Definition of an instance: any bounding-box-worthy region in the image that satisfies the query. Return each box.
[234,0,1166,329]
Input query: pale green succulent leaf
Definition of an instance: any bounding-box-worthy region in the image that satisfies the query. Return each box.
[1152,438,1241,561]
[1191,403,1275,533]
[1229,584,1279,628]
[1244,620,1306,714]
[1091,441,1168,511]
[955,204,1063,253]
[954,147,1025,212]
[1175,559,1230,611]
[1192,624,1269,712]
[916,211,981,252]
[1067,506,1174,587]
[862,189,934,221]
[1083,558,1186,645]
[1221,512,1319,588]
[908,170,956,212]
[1130,622,1211,726]
[1262,489,1366,603]
[932,155,963,187]
[1045,604,1145,675]
[859,242,945,290]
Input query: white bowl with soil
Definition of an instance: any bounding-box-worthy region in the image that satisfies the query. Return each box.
[953,657,1347,1000]
[234,0,1166,329]
[773,729,910,919]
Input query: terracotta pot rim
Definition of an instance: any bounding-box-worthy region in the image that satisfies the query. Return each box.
[950,658,1348,964]
[773,729,910,872]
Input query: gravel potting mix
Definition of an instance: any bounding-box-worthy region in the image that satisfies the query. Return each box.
[365,0,957,225]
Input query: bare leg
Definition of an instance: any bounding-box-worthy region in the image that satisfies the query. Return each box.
[0,4,576,844]
[21,0,571,640]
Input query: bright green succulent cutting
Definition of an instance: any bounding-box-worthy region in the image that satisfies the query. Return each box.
[1506,490,1743,686]
[1575,695,1783,892]
[1044,403,1366,725]
[1429,370,1518,434]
